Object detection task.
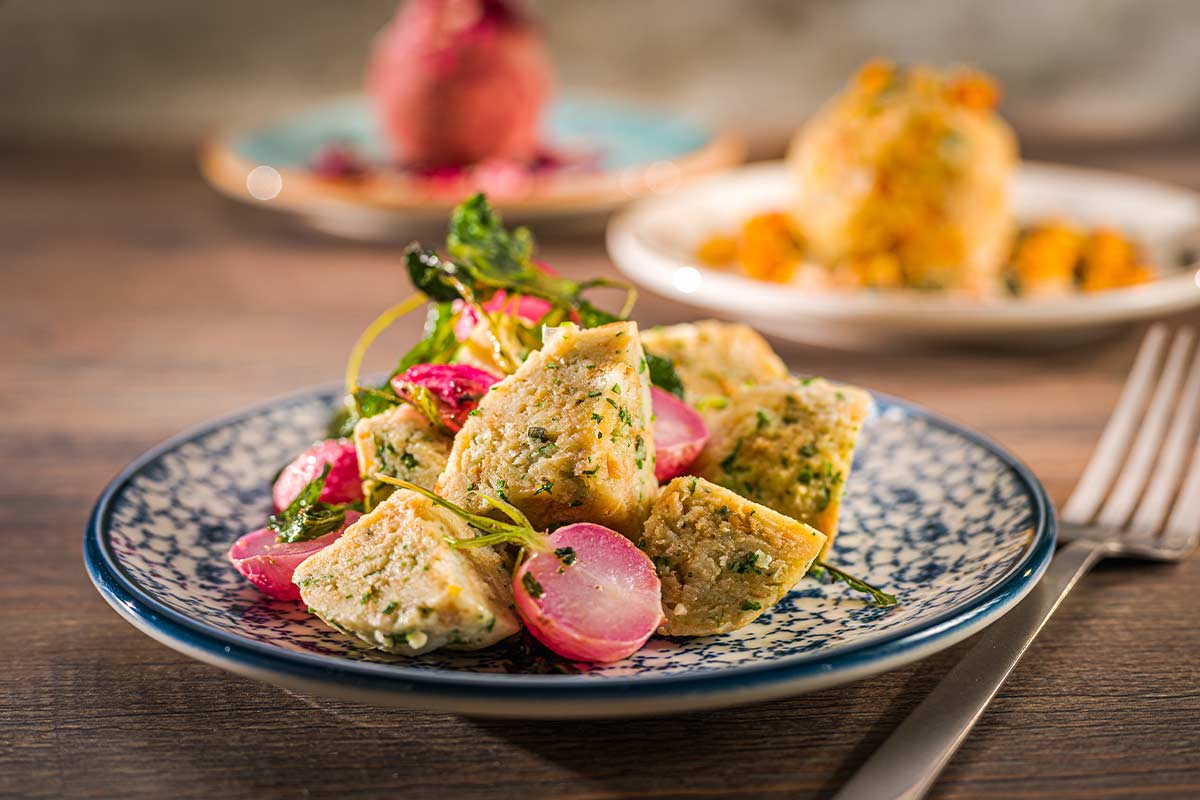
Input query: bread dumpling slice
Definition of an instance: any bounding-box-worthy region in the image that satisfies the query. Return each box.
[639,320,788,413]
[642,477,826,636]
[294,488,519,656]
[694,377,871,553]
[435,321,657,538]
[354,404,453,509]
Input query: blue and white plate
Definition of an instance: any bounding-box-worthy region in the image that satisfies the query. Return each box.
[84,385,1054,718]
[200,94,744,239]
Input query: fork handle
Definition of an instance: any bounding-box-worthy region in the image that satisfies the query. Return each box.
[833,540,1105,800]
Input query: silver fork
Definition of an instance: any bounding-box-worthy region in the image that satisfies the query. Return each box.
[836,324,1200,800]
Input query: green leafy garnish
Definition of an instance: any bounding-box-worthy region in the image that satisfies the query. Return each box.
[645,352,685,398]
[268,464,347,544]
[392,301,461,379]
[330,301,460,437]
[815,560,898,607]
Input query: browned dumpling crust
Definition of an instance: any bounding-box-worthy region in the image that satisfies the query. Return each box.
[294,489,519,656]
[694,377,871,553]
[642,477,826,636]
[436,321,657,538]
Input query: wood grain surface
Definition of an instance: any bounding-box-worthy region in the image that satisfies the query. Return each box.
[3,147,1199,799]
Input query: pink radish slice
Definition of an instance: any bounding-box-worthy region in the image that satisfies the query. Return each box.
[651,386,709,482]
[272,439,362,511]
[228,511,362,601]
[453,291,553,341]
[392,363,500,431]
[513,523,663,663]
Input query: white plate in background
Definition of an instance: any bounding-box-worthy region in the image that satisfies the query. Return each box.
[607,161,1200,349]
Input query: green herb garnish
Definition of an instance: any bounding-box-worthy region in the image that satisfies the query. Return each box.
[815,561,898,607]
[521,572,545,599]
[268,464,347,544]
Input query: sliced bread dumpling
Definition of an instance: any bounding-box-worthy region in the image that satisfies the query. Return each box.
[435,321,657,538]
[694,377,871,553]
[354,404,453,510]
[642,477,826,636]
[639,320,789,413]
[293,488,519,656]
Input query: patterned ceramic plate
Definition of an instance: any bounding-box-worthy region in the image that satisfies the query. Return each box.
[84,385,1054,718]
[200,94,743,240]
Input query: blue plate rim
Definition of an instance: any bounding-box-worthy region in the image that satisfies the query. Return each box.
[83,382,1056,702]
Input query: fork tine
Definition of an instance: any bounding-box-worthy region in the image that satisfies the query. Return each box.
[1165,409,1200,549]
[1062,324,1168,525]
[1132,334,1200,536]
[1097,328,1195,529]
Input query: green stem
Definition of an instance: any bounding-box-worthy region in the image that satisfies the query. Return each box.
[815,560,898,607]
[371,475,547,552]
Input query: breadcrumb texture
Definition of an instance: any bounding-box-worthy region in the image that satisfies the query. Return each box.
[436,321,657,538]
[643,477,826,636]
[639,320,788,411]
[294,489,519,656]
[354,404,453,509]
[787,61,1016,295]
[694,378,871,553]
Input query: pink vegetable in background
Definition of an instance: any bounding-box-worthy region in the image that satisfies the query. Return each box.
[513,523,663,663]
[367,0,553,167]
[228,511,362,601]
[392,363,500,431]
[650,387,709,482]
[272,439,362,511]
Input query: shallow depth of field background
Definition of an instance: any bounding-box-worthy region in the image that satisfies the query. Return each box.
[3,0,1198,154]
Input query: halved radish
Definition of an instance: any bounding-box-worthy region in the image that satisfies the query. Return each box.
[513,523,663,663]
[651,386,709,482]
[391,363,500,431]
[272,439,361,511]
[372,476,663,662]
[228,511,362,601]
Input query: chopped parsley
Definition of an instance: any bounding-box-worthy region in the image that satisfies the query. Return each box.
[533,480,554,496]
[554,547,577,566]
[730,551,765,574]
[521,572,545,599]
[720,438,748,475]
[740,600,763,611]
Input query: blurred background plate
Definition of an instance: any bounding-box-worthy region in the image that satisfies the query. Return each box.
[608,160,1200,350]
[201,94,743,240]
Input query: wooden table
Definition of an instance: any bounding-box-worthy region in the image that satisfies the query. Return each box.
[4,147,1199,799]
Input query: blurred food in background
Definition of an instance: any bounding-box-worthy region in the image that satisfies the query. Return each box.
[368,0,552,168]
[310,0,587,194]
[697,61,1157,298]
[195,0,743,230]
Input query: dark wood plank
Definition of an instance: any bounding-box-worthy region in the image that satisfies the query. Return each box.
[2,147,1198,799]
